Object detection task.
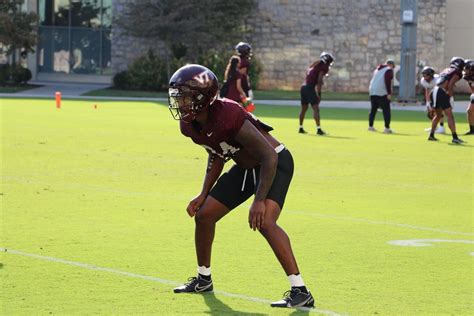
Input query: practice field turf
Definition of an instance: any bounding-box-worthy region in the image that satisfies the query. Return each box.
[1,98,472,315]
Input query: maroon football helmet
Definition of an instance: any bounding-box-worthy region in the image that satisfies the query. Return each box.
[449,56,465,70]
[168,64,219,123]
[320,51,335,65]
[463,59,474,81]
[235,42,252,59]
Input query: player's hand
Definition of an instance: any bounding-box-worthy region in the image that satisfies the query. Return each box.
[186,194,206,217]
[387,94,391,101]
[248,89,254,100]
[248,200,266,231]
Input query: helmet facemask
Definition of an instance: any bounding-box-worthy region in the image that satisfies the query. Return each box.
[168,85,210,123]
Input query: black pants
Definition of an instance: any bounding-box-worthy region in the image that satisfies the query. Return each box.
[369,95,391,128]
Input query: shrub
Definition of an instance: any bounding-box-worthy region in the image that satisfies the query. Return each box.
[113,71,131,90]
[127,50,167,91]
[10,65,32,85]
[0,64,10,86]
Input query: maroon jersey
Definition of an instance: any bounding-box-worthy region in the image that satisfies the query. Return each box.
[304,62,330,88]
[180,99,273,161]
[437,67,462,85]
[225,71,243,103]
[239,57,250,92]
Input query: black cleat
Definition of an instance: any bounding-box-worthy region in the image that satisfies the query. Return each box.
[173,276,213,293]
[464,131,474,135]
[428,136,438,141]
[452,138,464,144]
[298,127,307,134]
[270,288,315,308]
[316,129,326,136]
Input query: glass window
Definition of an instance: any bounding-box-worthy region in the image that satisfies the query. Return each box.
[38,0,112,75]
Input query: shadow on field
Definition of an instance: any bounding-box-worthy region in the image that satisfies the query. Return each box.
[201,293,267,315]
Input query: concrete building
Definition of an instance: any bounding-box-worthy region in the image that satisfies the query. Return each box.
[10,0,474,91]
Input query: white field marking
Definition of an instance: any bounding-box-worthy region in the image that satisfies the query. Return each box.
[388,239,474,247]
[0,247,344,316]
[287,210,474,236]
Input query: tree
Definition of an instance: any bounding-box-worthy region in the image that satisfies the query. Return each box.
[116,0,256,63]
[0,1,38,65]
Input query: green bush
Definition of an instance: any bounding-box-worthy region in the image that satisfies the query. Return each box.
[10,65,32,85]
[127,50,167,91]
[113,71,131,90]
[0,64,10,86]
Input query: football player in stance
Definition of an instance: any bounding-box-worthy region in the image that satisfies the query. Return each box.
[235,42,254,100]
[168,64,315,308]
[368,59,395,134]
[428,57,464,143]
[420,66,444,133]
[462,59,474,135]
[299,52,334,135]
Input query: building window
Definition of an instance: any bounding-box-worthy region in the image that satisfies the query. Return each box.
[37,0,112,75]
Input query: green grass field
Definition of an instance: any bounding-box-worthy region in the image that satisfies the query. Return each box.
[1,98,472,315]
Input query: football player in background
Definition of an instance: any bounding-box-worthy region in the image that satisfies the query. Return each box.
[420,66,445,133]
[428,57,464,143]
[222,56,255,112]
[298,51,334,135]
[368,59,395,134]
[168,64,315,308]
[462,59,474,135]
[235,42,253,100]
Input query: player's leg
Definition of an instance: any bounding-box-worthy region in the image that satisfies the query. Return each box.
[299,86,309,133]
[428,108,443,141]
[299,103,309,133]
[443,107,463,143]
[368,96,378,130]
[381,96,392,133]
[174,165,252,294]
[259,148,314,308]
[311,102,325,135]
[465,100,474,135]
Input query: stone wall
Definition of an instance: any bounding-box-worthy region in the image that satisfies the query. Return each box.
[111,0,447,92]
[247,0,447,92]
[111,0,167,73]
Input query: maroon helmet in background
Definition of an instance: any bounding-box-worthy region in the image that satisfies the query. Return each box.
[421,66,435,77]
[463,59,474,81]
[235,42,252,59]
[319,51,335,65]
[449,56,465,70]
[168,64,219,123]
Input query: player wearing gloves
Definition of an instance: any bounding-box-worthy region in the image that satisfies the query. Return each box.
[420,67,444,133]
[428,57,464,143]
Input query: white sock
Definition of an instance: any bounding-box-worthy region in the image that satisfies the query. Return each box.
[288,274,305,287]
[300,125,304,128]
[197,265,211,276]
[317,126,321,130]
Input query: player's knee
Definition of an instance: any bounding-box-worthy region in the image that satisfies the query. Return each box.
[259,221,277,237]
[194,211,216,226]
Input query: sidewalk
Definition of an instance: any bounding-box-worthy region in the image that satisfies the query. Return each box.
[1,82,467,113]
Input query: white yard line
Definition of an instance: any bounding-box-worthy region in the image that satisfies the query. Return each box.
[0,247,344,316]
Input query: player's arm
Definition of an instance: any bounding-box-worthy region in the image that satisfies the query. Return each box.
[447,74,460,97]
[186,152,224,217]
[316,72,324,95]
[235,120,277,231]
[424,88,430,105]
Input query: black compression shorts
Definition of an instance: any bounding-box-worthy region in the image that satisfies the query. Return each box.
[209,147,294,210]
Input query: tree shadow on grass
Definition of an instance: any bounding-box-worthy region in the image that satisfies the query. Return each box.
[201,292,267,316]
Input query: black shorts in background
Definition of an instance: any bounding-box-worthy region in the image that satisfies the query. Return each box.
[300,84,320,105]
[209,148,294,210]
[430,87,451,110]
